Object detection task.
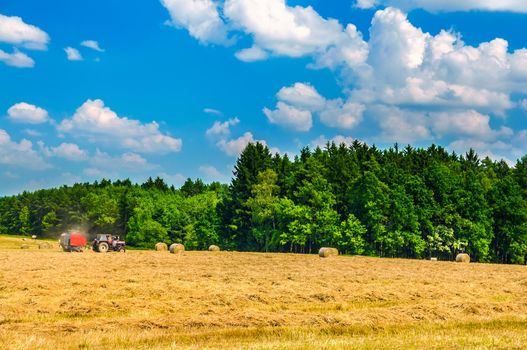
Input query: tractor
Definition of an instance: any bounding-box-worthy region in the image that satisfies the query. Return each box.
[92,234,126,253]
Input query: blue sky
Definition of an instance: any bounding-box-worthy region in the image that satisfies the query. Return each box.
[1,0,526,195]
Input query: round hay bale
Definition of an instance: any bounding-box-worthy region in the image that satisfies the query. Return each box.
[456,253,471,263]
[155,242,168,251]
[31,235,37,239]
[38,242,52,249]
[208,245,220,252]
[20,244,30,249]
[169,243,185,254]
[318,247,339,258]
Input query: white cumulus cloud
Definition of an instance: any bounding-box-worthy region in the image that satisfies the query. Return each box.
[0,49,34,67]
[430,110,513,140]
[0,14,49,50]
[39,142,89,161]
[277,83,326,111]
[7,102,49,124]
[206,118,240,138]
[217,131,266,157]
[64,47,82,61]
[58,99,182,154]
[355,0,527,13]
[0,129,50,170]
[263,102,313,132]
[161,0,230,45]
[265,82,365,131]
[80,40,104,52]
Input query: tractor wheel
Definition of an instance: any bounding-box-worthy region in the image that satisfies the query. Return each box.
[98,242,109,253]
[119,247,126,253]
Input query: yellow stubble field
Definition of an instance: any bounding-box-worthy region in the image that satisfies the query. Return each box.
[0,235,526,349]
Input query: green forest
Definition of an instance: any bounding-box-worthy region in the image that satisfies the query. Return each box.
[1,141,526,264]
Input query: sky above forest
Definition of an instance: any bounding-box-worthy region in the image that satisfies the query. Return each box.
[1,0,527,195]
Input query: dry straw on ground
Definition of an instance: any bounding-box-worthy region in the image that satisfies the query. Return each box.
[38,242,52,249]
[0,235,526,349]
[319,247,339,258]
[169,243,185,254]
[209,245,220,252]
[456,253,471,263]
[155,242,168,251]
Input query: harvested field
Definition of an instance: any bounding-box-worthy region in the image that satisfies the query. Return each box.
[0,238,526,349]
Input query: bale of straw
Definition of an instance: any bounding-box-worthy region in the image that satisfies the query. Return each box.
[169,243,185,254]
[208,245,220,252]
[319,247,339,258]
[456,253,471,263]
[38,242,52,249]
[20,244,30,249]
[155,242,168,251]
[430,257,438,261]
[31,235,37,239]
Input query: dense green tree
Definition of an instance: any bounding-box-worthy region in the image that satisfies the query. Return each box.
[0,141,526,264]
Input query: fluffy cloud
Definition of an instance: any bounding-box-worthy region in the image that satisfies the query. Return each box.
[263,102,313,132]
[7,102,49,124]
[319,100,365,129]
[207,118,270,157]
[235,46,269,62]
[39,142,88,161]
[520,100,527,112]
[162,3,526,161]
[80,40,104,52]
[277,83,326,111]
[354,8,523,113]
[217,131,265,156]
[161,0,230,45]
[0,14,49,50]
[0,14,48,68]
[24,129,42,137]
[0,129,49,170]
[372,105,431,143]
[64,47,82,61]
[430,110,513,140]
[354,0,527,13]
[265,83,365,131]
[58,99,182,154]
[162,0,368,68]
[372,106,514,144]
[224,0,330,57]
[206,118,240,138]
[0,49,34,67]
[84,150,156,179]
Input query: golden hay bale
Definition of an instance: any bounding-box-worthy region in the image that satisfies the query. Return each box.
[20,244,30,249]
[208,245,220,252]
[319,247,339,258]
[155,242,168,251]
[456,253,471,263]
[169,243,185,254]
[38,242,52,249]
[430,257,438,261]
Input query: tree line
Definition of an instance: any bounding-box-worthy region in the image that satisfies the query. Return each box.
[1,141,526,264]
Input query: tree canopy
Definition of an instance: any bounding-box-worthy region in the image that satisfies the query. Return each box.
[1,142,526,264]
